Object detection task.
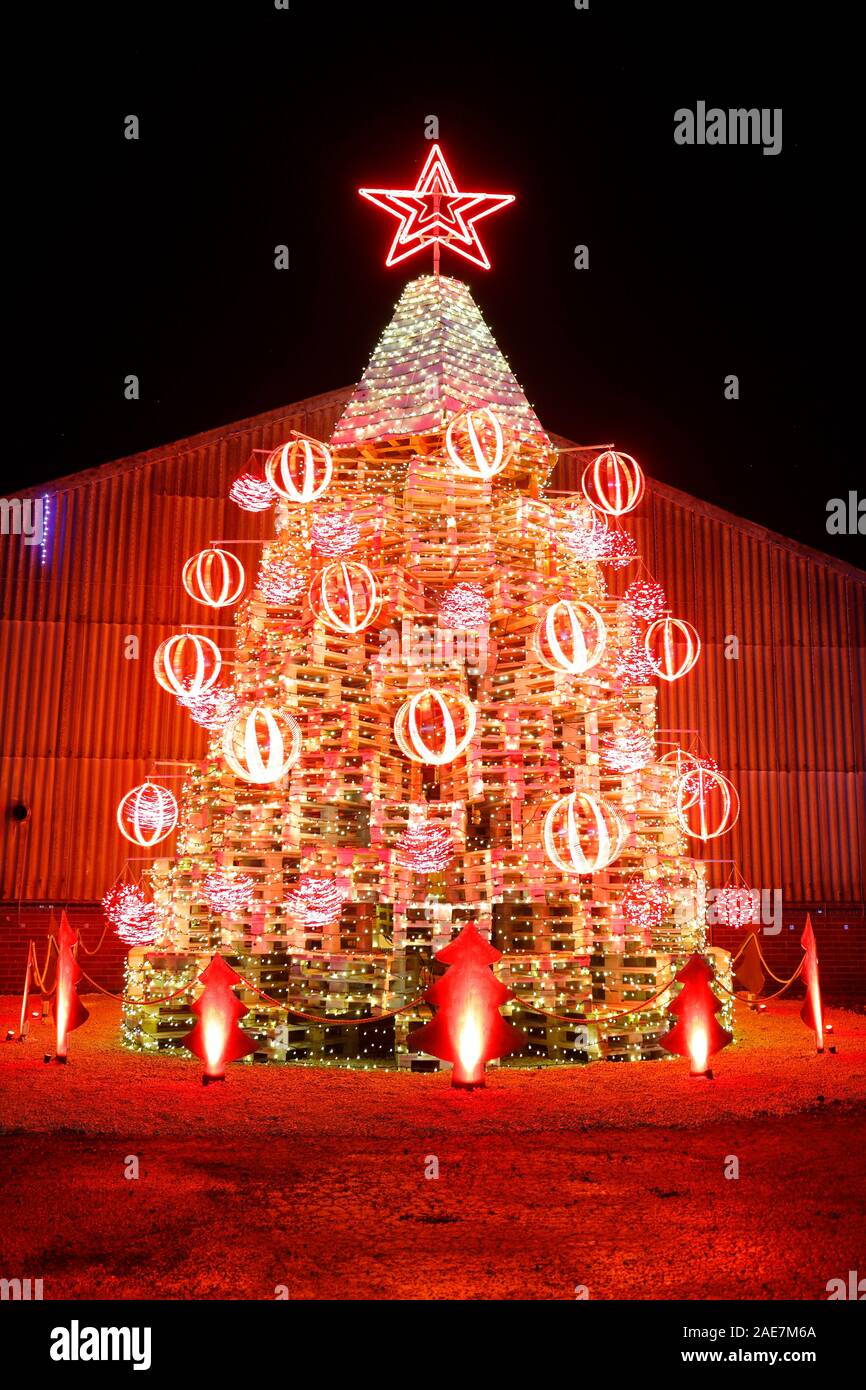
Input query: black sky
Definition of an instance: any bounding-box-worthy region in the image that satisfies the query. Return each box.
[12,1,861,566]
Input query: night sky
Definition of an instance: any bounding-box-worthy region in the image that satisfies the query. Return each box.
[13,2,858,565]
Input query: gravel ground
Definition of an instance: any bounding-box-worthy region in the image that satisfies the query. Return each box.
[1,997,864,1299]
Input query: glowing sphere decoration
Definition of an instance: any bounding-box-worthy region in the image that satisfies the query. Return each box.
[257,552,307,605]
[445,406,511,480]
[601,726,654,773]
[713,885,755,928]
[581,449,645,517]
[543,791,626,875]
[623,579,667,622]
[677,754,719,808]
[533,600,606,676]
[312,510,361,557]
[675,765,740,841]
[395,823,456,873]
[116,781,178,847]
[644,616,701,682]
[178,685,243,733]
[394,688,477,766]
[265,436,333,504]
[438,582,490,631]
[561,503,608,561]
[182,547,246,608]
[286,874,345,928]
[309,561,381,634]
[221,706,302,784]
[229,474,274,512]
[622,877,670,933]
[102,884,160,946]
[202,870,256,916]
[153,633,222,697]
[598,528,638,569]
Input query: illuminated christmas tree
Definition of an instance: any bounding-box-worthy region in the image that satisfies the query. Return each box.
[120,145,736,1068]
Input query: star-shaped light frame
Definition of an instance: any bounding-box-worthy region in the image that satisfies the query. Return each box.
[359,144,514,270]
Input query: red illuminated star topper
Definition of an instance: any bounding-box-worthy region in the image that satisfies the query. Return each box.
[359,144,514,271]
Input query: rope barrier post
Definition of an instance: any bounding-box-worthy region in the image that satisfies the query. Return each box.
[14,943,34,1041]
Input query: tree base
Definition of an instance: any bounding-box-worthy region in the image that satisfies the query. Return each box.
[690,1067,714,1080]
[452,1078,486,1091]
[202,1073,225,1088]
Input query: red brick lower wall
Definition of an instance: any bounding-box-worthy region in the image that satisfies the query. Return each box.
[1,902,864,1002]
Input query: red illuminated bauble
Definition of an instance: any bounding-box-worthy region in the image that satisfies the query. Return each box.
[229,474,274,512]
[311,510,361,557]
[533,600,606,675]
[677,754,719,808]
[116,781,178,847]
[582,449,645,517]
[153,633,222,697]
[615,624,656,684]
[178,685,243,733]
[102,884,160,946]
[644,615,701,681]
[623,579,667,622]
[445,406,511,480]
[202,870,256,916]
[601,726,654,773]
[395,823,456,872]
[265,437,333,504]
[439,583,490,632]
[257,552,307,605]
[221,706,302,784]
[714,885,756,928]
[286,874,345,929]
[675,765,740,841]
[543,790,626,875]
[182,547,246,608]
[309,561,381,633]
[394,689,476,766]
[622,877,670,932]
[599,529,638,569]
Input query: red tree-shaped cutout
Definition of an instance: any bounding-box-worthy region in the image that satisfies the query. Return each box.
[52,911,89,1061]
[410,922,523,1088]
[660,953,732,1077]
[182,954,257,1084]
[800,915,824,1052]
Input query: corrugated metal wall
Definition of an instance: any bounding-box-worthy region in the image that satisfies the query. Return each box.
[2,389,864,905]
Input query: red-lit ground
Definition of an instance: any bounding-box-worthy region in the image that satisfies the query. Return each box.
[0,997,864,1300]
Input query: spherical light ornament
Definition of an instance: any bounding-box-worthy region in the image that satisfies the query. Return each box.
[265,437,333,504]
[202,870,256,916]
[614,625,656,684]
[623,580,667,622]
[257,552,307,605]
[599,529,638,569]
[309,561,381,634]
[286,874,345,928]
[395,823,456,872]
[582,449,645,517]
[644,615,701,681]
[153,633,222,697]
[543,791,626,875]
[102,884,160,946]
[229,474,274,512]
[439,583,490,632]
[675,766,740,841]
[394,689,476,766]
[178,685,242,733]
[677,754,719,809]
[182,547,245,608]
[533,600,606,675]
[560,504,609,560]
[222,706,302,784]
[116,781,178,847]
[622,877,669,933]
[312,511,361,557]
[714,885,756,927]
[601,727,654,773]
[445,407,510,480]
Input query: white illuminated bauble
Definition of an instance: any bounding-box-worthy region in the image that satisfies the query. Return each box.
[543,790,625,874]
[221,706,302,784]
[153,633,222,697]
[393,689,477,766]
[581,449,645,517]
[265,437,333,503]
[116,781,179,847]
[309,561,381,633]
[445,407,510,480]
[644,616,701,682]
[182,548,245,608]
[533,600,606,675]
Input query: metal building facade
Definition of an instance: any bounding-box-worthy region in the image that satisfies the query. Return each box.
[1,386,864,910]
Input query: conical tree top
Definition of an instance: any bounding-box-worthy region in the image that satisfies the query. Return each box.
[436,919,503,968]
[330,275,551,450]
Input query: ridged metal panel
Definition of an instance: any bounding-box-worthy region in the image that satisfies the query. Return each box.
[2,393,864,904]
